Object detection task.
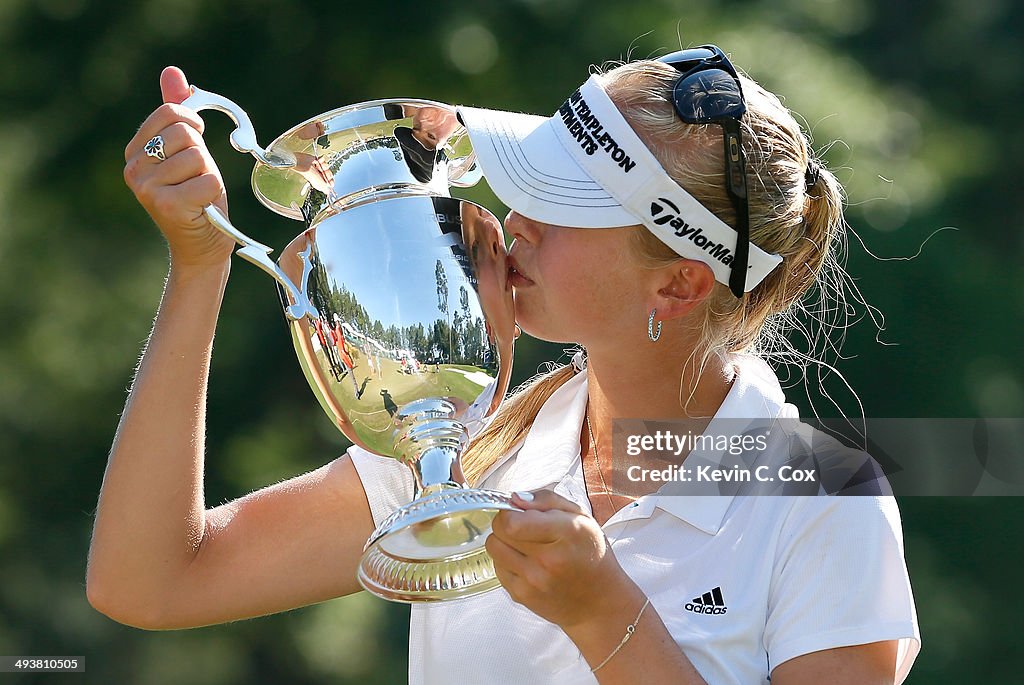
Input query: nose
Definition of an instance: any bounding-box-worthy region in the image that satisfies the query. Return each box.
[504,211,542,245]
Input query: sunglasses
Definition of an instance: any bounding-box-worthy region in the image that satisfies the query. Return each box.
[658,45,750,298]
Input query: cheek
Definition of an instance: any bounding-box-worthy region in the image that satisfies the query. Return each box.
[538,249,594,305]
[515,228,642,341]
[582,256,645,321]
[551,253,629,327]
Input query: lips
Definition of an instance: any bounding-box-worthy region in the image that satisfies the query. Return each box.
[507,255,535,287]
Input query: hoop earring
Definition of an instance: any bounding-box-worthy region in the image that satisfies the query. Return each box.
[648,308,662,342]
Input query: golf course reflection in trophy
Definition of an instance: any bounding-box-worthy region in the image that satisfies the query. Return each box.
[179,86,519,602]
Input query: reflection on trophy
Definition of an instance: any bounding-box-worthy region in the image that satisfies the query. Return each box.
[180,88,518,602]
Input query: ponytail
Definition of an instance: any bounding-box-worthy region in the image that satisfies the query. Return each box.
[462,363,577,486]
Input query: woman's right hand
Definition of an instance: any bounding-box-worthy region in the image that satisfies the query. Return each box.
[124,66,235,267]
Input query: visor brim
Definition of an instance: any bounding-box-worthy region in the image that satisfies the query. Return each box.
[456,105,639,229]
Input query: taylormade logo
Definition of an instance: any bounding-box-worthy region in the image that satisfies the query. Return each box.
[651,198,734,266]
[557,90,637,172]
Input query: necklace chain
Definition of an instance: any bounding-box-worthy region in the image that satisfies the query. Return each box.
[585,408,616,511]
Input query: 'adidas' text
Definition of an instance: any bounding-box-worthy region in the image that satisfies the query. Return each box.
[685,586,728,615]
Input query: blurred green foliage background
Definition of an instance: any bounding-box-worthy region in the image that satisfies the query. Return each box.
[0,0,1021,682]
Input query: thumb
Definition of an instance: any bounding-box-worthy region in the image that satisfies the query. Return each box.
[160,65,191,104]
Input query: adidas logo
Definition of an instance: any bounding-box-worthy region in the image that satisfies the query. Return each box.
[685,586,728,615]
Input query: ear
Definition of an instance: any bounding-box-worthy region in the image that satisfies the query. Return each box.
[651,258,716,321]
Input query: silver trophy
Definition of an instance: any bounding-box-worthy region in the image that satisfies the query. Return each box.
[180,87,519,602]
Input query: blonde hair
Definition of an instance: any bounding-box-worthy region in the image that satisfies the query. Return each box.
[462,59,848,485]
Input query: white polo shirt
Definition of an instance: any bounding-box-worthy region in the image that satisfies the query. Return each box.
[350,355,920,684]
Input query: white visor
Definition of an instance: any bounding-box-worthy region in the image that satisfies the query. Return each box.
[456,75,783,293]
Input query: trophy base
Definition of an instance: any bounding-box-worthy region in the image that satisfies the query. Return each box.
[357,486,518,602]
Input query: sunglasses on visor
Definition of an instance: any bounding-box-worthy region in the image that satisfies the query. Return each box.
[658,45,750,298]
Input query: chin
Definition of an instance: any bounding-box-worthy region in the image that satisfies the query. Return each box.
[513,294,581,344]
[514,318,576,345]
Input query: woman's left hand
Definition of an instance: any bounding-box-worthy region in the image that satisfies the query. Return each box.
[486,489,636,630]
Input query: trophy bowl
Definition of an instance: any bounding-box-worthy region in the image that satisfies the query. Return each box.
[180,88,519,602]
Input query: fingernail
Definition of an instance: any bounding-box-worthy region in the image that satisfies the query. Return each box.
[514,491,534,502]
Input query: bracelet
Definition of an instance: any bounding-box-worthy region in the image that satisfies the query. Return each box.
[590,597,650,673]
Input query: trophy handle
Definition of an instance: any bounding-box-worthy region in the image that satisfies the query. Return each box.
[178,86,316,322]
[203,206,318,322]
[181,86,296,168]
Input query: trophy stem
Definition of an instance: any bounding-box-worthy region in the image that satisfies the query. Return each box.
[394,398,470,494]
[419,475,464,497]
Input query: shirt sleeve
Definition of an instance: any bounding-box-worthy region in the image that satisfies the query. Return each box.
[764,495,921,683]
[347,445,416,530]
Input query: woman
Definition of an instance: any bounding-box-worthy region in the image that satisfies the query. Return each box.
[88,46,919,684]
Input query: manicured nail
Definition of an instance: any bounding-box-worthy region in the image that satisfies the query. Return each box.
[514,491,534,502]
